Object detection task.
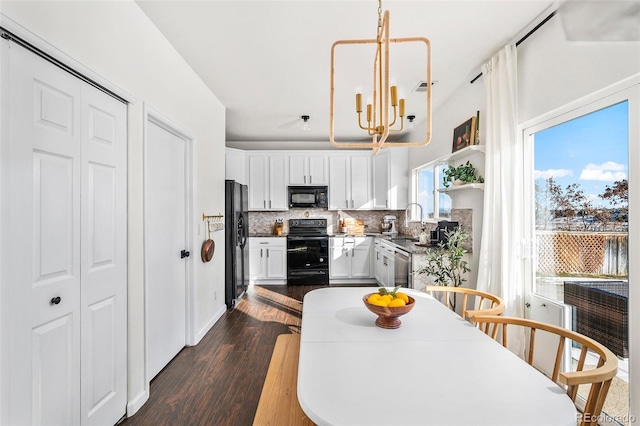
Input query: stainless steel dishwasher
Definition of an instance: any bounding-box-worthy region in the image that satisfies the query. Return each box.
[394,248,411,288]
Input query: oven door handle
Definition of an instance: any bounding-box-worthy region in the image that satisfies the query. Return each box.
[287,236,328,241]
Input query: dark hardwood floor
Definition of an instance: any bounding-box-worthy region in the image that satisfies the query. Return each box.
[122,284,374,426]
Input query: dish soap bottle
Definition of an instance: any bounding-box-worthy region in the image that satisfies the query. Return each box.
[419,227,428,245]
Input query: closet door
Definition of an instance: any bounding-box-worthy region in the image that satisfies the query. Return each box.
[7,41,83,426]
[3,42,127,425]
[80,84,127,425]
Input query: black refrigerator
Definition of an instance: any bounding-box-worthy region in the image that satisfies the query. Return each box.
[225,180,249,309]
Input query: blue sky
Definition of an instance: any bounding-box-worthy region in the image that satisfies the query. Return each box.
[534,101,629,208]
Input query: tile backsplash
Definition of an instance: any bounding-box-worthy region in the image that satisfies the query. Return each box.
[249,208,472,242]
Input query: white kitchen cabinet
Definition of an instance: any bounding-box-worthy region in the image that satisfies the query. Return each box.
[249,237,287,284]
[374,239,395,287]
[329,237,374,283]
[372,148,409,210]
[248,154,289,210]
[225,148,247,184]
[289,155,328,185]
[328,154,371,210]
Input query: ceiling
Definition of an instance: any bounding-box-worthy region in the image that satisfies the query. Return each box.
[136,0,556,149]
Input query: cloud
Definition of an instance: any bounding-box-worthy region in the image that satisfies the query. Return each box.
[534,169,573,179]
[579,162,627,181]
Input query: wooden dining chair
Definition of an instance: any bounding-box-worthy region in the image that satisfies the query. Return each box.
[422,285,505,329]
[473,315,618,426]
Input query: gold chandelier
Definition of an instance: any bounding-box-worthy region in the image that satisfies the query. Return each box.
[330,0,432,154]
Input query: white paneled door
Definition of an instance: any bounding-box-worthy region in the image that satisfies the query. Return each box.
[2,42,127,425]
[145,119,188,381]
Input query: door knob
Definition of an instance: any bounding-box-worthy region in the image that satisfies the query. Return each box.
[50,296,61,305]
[181,250,190,259]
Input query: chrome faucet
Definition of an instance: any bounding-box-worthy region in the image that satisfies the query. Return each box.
[404,203,423,228]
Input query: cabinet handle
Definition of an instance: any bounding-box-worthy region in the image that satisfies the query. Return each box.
[376,252,379,260]
[267,248,270,258]
[309,175,312,184]
[269,200,272,209]
[351,200,354,208]
[304,175,307,184]
[346,200,349,208]
[263,200,266,208]
[260,248,263,257]
[386,200,388,208]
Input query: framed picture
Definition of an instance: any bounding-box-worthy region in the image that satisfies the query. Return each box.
[452,116,476,153]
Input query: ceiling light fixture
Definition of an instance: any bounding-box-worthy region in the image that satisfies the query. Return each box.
[329,0,432,154]
[301,115,311,131]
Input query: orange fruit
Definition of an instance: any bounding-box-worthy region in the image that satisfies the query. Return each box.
[395,292,409,304]
[367,293,381,304]
[380,295,393,304]
[371,299,388,307]
[389,298,406,307]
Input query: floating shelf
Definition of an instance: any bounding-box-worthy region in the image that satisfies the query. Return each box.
[437,145,485,164]
[438,183,485,193]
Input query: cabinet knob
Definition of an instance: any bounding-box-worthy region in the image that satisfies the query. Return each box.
[50,296,61,305]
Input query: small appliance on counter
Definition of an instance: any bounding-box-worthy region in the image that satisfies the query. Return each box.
[381,215,398,235]
[429,220,459,245]
[273,218,284,236]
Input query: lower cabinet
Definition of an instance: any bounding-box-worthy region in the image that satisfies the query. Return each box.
[374,239,396,287]
[249,237,287,284]
[329,237,375,284]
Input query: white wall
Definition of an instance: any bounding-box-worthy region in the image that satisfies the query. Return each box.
[0,0,226,415]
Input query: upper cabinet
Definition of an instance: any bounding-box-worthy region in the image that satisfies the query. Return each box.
[237,149,409,211]
[289,155,329,185]
[328,153,371,210]
[225,148,246,184]
[372,148,408,210]
[247,154,289,211]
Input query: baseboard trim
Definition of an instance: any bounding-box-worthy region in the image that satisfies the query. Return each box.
[126,389,149,417]
[191,305,226,346]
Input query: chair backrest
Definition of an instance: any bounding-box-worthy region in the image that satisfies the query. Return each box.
[422,285,505,326]
[473,315,618,426]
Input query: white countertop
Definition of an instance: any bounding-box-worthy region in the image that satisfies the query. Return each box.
[298,287,577,426]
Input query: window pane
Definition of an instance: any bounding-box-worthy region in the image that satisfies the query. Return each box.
[418,167,435,218]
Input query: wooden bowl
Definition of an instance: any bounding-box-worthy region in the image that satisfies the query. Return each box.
[362,293,416,329]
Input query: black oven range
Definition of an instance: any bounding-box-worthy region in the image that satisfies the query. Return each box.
[287,219,329,286]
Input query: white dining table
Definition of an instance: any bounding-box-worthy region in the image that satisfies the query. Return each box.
[297,287,577,426]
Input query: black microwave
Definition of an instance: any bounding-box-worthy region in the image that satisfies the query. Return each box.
[288,186,328,208]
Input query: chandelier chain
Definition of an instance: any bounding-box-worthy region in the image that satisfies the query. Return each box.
[377,0,382,37]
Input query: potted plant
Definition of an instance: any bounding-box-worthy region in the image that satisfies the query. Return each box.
[442,161,484,188]
[414,226,470,310]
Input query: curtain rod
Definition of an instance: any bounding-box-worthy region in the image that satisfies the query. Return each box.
[0,27,128,104]
[470,10,557,84]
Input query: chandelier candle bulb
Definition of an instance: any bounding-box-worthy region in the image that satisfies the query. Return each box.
[390,85,398,106]
[399,99,405,117]
[356,93,362,112]
[367,104,372,122]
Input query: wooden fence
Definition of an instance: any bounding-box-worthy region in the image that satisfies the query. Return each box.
[536,231,628,277]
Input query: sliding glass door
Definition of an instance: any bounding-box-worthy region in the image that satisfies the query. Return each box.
[522,81,638,424]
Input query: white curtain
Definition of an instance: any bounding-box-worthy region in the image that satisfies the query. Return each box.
[476,44,525,354]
